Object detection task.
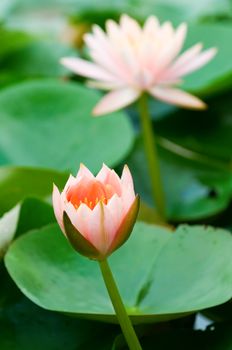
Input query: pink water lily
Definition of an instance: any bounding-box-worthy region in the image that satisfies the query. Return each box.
[53,164,139,260]
[61,14,217,115]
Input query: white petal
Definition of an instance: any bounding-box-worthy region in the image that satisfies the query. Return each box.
[93,88,140,116]
[72,203,93,241]
[96,163,111,182]
[52,184,64,232]
[149,86,207,110]
[169,43,203,71]
[105,195,124,244]
[63,174,77,193]
[76,163,94,180]
[143,16,160,34]
[120,14,142,38]
[120,165,136,213]
[87,202,110,253]
[172,47,217,77]
[155,23,187,72]
[85,31,131,81]
[61,57,117,82]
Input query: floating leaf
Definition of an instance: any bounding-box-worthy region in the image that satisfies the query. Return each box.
[0,166,66,216]
[0,264,117,350]
[0,80,134,172]
[0,198,55,259]
[5,222,232,323]
[127,138,232,221]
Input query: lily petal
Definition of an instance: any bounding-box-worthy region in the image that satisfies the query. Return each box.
[149,86,207,110]
[52,184,64,232]
[76,163,94,180]
[173,47,217,77]
[93,88,140,116]
[61,57,118,82]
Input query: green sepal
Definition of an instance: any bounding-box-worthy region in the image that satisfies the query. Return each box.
[63,212,101,260]
[108,195,140,255]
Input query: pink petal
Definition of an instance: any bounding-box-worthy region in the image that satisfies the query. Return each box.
[120,14,142,38]
[120,165,136,213]
[172,47,217,77]
[121,165,134,191]
[62,174,77,194]
[143,16,159,35]
[156,23,187,71]
[96,164,122,196]
[86,29,131,81]
[104,195,123,245]
[93,88,140,116]
[87,202,110,254]
[76,163,94,180]
[169,43,203,72]
[61,57,117,82]
[52,184,64,232]
[149,86,207,110]
[71,203,93,242]
[96,163,111,182]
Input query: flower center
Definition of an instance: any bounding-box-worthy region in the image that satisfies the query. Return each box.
[66,179,115,210]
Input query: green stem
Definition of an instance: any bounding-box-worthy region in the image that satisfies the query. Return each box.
[99,259,142,350]
[138,94,166,220]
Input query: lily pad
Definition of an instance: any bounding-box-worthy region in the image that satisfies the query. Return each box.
[0,264,117,350]
[183,23,232,95]
[155,92,232,165]
[0,41,78,87]
[0,198,55,259]
[5,222,232,323]
[0,166,66,216]
[127,138,232,221]
[0,80,134,172]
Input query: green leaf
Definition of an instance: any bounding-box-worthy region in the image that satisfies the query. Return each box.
[0,166,66,216]
[0,79,134,172]
[155,92,232,165]
[71,0,229,25]
[0,205,20,259]
[0,264,117,350]
[183,23,232,95]
[0,198,55,259]
[0,41,78,87]
[0,27,31,61]
[126,138,232,221]
[5,222,232,323]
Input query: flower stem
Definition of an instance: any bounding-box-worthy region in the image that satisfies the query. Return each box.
[137,94,166,220]
[99,259,142,350]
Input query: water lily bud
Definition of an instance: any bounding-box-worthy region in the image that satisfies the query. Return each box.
[52,164,139,260]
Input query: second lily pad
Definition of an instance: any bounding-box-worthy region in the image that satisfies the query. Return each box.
[5,222,232,323]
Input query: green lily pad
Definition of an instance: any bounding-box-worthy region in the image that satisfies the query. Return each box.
[0,263,118,350]
[0,27,31,61]
[5,222,232,323]
[0,198,55,259]
[0,41,77,87]
[0,79,134,172]
[183,23,232,95]
[0,166,66,216]
[127,138,232,221]
[155,92,232,166]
